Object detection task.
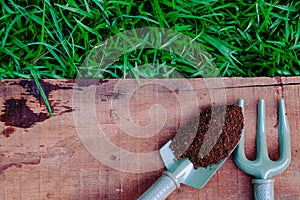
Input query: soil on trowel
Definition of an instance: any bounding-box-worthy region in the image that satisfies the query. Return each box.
[170,104,243,169]
[0,98,50,128]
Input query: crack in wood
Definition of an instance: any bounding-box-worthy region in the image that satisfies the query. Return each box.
[277,77,284,98]
[214,82,300,90]
[42,136,80,159]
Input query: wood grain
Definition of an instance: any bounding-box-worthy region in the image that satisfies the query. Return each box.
[0,77,299,200]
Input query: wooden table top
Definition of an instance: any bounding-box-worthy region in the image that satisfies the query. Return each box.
[0,77,299,200]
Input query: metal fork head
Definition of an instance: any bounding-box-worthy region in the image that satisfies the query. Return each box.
[234,99,291,179]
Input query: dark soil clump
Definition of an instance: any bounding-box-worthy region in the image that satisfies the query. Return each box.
[170,104,243,169]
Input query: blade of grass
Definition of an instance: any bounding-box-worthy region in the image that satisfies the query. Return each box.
[152,0,170,28]
[48,3,71,57]
[30,69,53,117]
[1,15,22,48]
[54,3,93,18]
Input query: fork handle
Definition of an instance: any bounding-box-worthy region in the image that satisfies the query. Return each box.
[252,179,274,200]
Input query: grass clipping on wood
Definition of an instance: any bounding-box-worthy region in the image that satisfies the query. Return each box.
[170,105,244,169]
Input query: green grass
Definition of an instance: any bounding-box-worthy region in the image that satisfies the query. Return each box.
[1,0,300,80]
[1,0,299,115]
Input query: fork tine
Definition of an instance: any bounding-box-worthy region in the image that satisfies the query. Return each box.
[256,99,269,161]
[277,99,291,166]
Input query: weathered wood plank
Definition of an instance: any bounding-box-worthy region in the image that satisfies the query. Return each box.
[0,77,299,200]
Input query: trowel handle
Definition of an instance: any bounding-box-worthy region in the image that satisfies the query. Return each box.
[138,171,179,200]
[252,179,274,200]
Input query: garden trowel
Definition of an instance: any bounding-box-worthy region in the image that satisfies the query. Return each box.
[138,140,238,200]
[138,99,244,200]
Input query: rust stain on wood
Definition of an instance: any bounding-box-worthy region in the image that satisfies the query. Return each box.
[0,153,41,173]
[1,127,15,137]
[19,80,73,101]
[0,98,50,128]
[0,80,76,130]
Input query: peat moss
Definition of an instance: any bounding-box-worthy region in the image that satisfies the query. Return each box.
[170,104,243,169]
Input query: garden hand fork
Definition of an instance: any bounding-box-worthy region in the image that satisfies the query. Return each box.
[234,99,291,200]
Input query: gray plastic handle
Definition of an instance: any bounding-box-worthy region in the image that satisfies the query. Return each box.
[138,172,179,200]
[252,179,274,200]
